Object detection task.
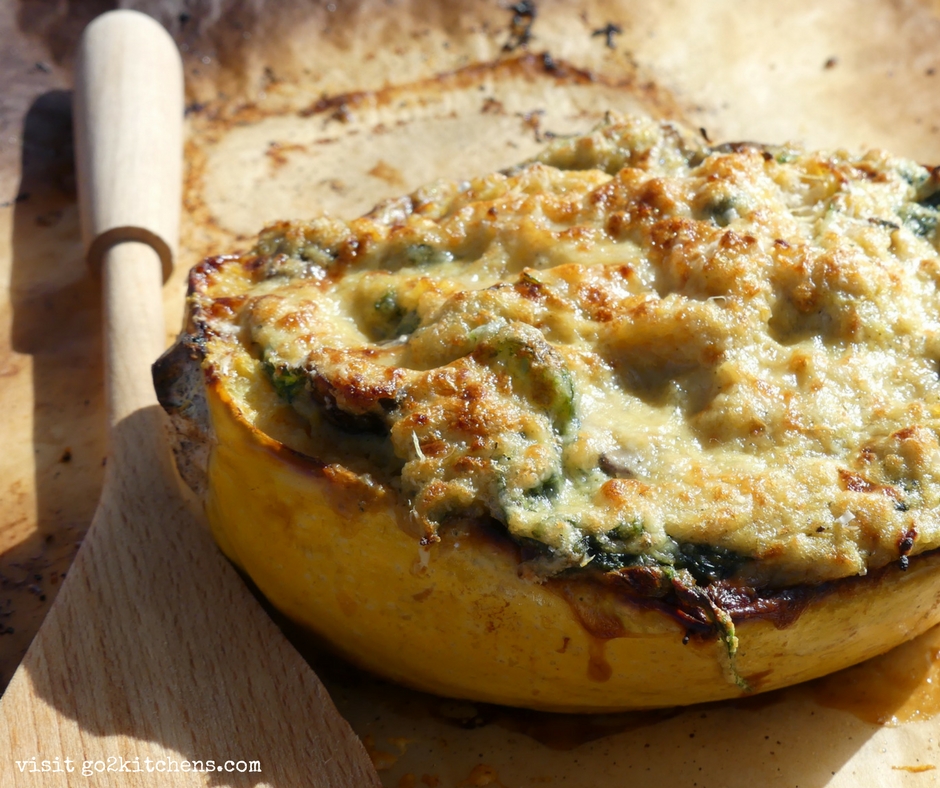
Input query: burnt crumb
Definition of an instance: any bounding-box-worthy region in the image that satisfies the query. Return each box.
[898,527,917,555]
[869,217,900,230]
[58,448,72,464]
[824,56,838,70]
[592,22,623,49]
[710,141,771,156]
[503,0,537,52]
[896,527,917,570]
[510,3,537,22]
[185,102,206,116]
[31,586,47,602]
[432,701,491,730]
[699,127,711,143]
[330,103,353,124]
[519,109,546,141]
[300,91,369,120]
[481,97,505,114]
[35,210,63,227]
[542,51,557,72]
[267,140,309,170]
[0,192,31,208]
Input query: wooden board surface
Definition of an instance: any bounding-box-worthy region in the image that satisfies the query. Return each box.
[6,0,940,784]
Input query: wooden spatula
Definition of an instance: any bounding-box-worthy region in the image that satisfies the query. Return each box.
[0,10,379,786]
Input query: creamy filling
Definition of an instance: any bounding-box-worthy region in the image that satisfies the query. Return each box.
[196,115,940,592]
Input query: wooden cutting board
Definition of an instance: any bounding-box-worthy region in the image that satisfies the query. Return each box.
[5,0,940,785]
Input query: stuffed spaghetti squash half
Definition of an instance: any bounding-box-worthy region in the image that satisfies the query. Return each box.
[155,115,940,711]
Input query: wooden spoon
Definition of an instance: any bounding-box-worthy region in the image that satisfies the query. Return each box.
[0,10,379,786]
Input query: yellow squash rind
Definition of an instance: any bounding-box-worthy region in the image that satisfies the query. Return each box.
[205,379,940,712]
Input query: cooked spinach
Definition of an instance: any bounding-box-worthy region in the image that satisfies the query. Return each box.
[373,291,421,340]
[674,542,745,584]
[405,243,453,267]
[473,330,577,434]
[262,359,307,403]
[899,203,939,237]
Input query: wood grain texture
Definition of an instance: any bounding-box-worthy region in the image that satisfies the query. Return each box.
[73,12,181,282]
[0,11,378,787]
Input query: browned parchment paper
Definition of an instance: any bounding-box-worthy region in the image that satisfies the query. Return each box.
[6,0,940,784]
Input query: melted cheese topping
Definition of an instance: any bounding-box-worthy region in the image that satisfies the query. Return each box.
[193,115,940,589]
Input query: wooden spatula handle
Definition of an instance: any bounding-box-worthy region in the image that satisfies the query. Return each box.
[74,11,183,426]
[2,14,382,786]
[74,10,182,284]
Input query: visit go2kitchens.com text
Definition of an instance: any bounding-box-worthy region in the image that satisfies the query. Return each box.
[13,755,262,776]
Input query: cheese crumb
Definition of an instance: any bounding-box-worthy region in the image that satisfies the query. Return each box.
[412,431,426,461]
[835,510,856,527]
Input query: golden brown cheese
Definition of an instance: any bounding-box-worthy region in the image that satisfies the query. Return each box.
[188,114,940,601]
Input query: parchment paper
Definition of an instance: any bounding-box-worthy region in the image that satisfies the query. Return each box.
[6,0,940,784]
